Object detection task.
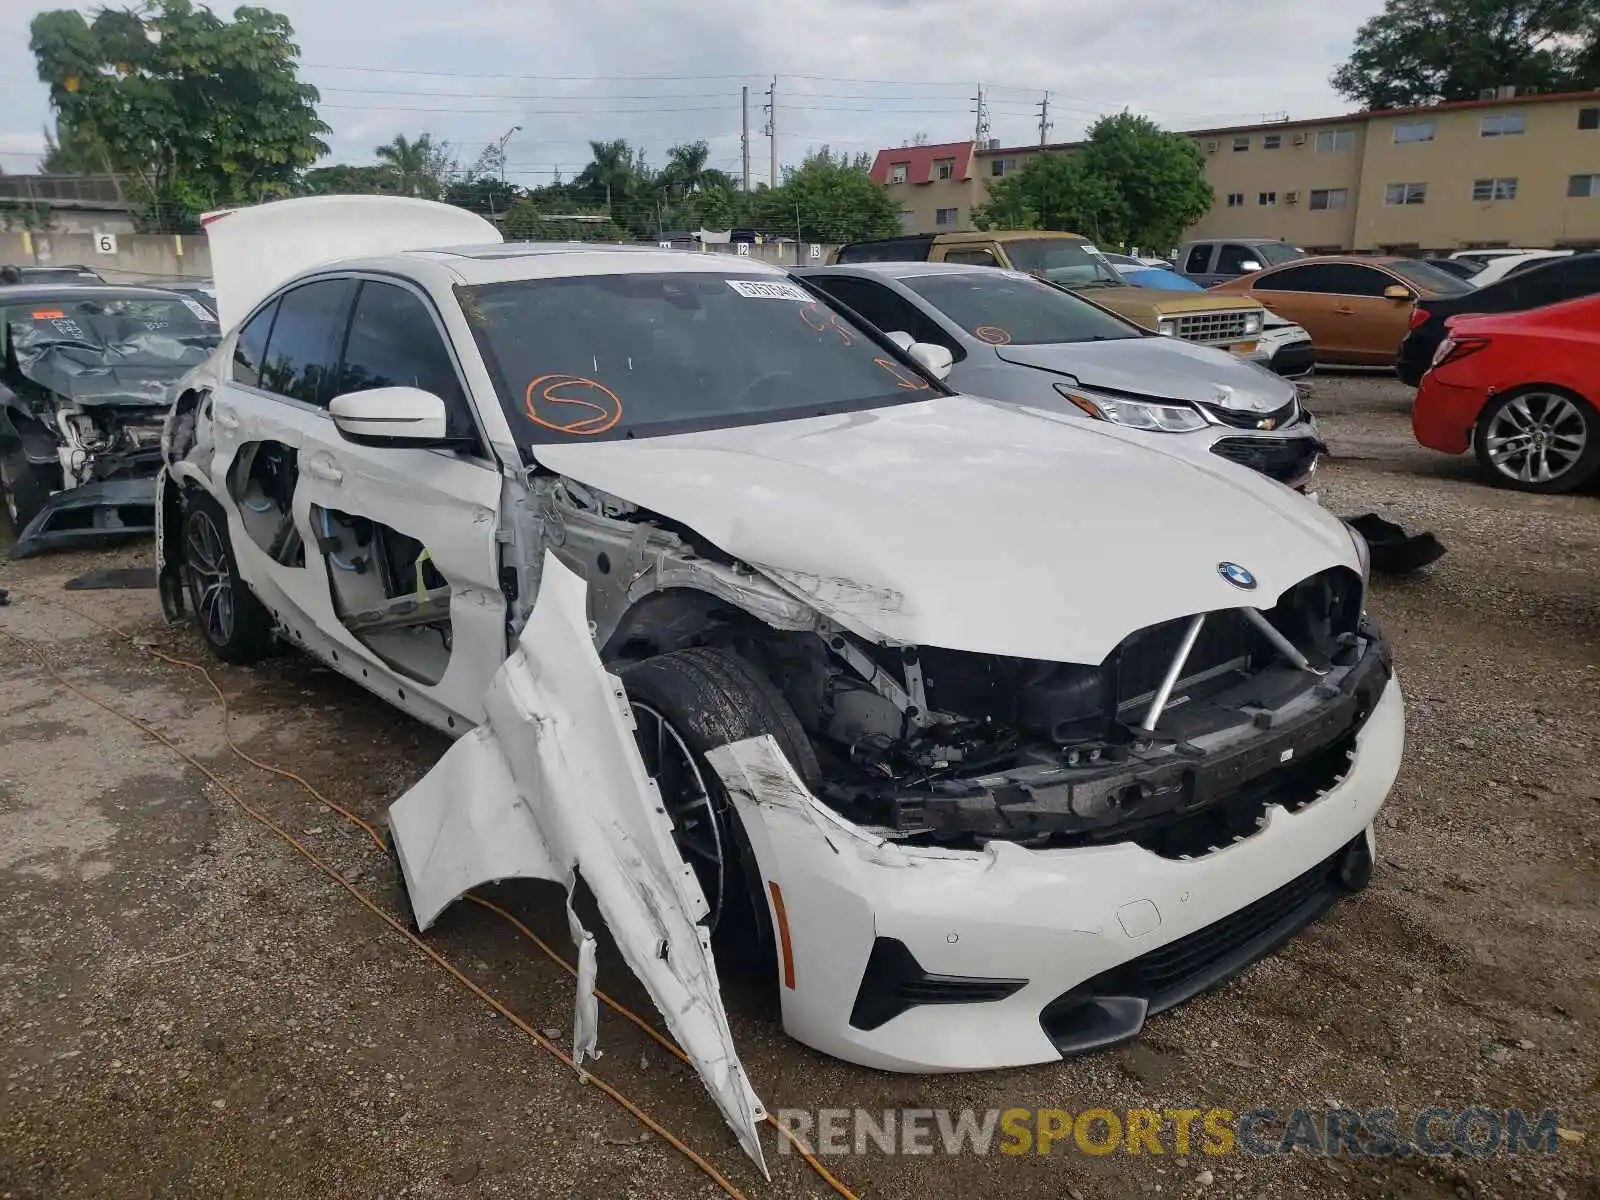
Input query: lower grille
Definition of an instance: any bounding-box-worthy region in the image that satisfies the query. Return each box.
[1210,435,1320,484]
[1174,309,1250,344]
[1040,834,1370,1052]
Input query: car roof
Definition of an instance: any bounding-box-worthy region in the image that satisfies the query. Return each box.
[306,242,791,286]
[1261,254,1413,268]
[798,261,990,281]
[0,283,187,303]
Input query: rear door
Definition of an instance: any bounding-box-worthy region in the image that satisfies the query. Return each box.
[292,275,508,725]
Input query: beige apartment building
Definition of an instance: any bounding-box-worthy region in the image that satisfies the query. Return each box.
[870,88,1600,253]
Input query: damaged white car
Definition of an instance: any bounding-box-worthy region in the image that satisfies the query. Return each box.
[156,198,1403,1169]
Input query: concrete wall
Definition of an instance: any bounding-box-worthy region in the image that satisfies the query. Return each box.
[0,229,211,284]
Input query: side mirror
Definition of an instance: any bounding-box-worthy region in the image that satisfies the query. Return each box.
[1240,260,1263,273]
[329,386,452,447]
[907,341,954,381]
[1383,284,1415,301]
[883,330,915,351]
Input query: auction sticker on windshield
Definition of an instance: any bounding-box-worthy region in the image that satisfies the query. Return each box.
[726,280,812,302]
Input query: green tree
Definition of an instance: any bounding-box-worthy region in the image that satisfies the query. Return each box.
[764,148,901,243]
[972,152,1128,241]
[500,194,627,242]
[1075,112,1212,252]
[374,133,456,200]
[302,163,400,194]
[29,0,328,230]
[444,176,522,218]
[1331,0,1600,108]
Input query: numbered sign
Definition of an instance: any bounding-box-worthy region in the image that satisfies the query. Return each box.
[735,243,751,256]
[808,244,822,259]
[94,232,118,255]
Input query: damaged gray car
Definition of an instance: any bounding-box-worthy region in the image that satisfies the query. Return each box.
[0,285,220,557]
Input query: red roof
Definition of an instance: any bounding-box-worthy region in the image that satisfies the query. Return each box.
[869,141,974,185]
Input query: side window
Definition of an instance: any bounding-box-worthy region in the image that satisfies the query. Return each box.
[1251,264,1338,292]
[231,299,279,388]
[809,276,962,357]
[1216,244,1262,275]
[1322,265,1393,296]
[258,279,357,407]
[1184,244,1212,274]
[944,249,999,266]
[337,280,476,442]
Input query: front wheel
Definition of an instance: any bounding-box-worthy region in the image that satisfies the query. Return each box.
[1473,387,1599,493]
[619,646,820,972]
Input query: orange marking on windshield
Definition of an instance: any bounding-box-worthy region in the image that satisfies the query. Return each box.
[873,357,930,390]
[524,374,623,436]
[31,310,66,319]
[799,301,853,345]
[975,325,1011,345]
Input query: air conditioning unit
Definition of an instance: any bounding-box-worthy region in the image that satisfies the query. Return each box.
[1497,84,1517,99]
[1284,190,1300,204]
[1479,87,1498,100]
[1291,133,1306,146]
[1205,140,1219,153]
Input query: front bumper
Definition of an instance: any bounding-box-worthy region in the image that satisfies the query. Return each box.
[7,476,156,560]
[716,675,1403,1072]
[1242,330,1316,379]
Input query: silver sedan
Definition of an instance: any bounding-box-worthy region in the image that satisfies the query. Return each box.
[796,261,1324,490]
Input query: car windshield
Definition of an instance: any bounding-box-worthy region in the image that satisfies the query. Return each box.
[903,271,1141,346]
[1386,260,1474,295]
[1256,242,1305,266]
[999,238,1124,288]
[461,272,939,449]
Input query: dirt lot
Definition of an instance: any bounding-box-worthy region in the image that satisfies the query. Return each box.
[1,373,1596,1200]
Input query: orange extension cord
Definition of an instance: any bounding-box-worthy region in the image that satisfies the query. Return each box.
[0,600,859,1200]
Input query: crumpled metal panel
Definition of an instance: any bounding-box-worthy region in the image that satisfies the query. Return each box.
[8,313,217,406]
[387,551,769,1175]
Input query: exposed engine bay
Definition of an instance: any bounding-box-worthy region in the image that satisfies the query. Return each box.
[0,292,217,556]
[521,474,1388,861]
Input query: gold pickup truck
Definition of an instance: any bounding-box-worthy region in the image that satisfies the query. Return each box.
[833,230,1269,355]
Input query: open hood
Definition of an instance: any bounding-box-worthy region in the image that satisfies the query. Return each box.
[993,336,1295,414]
[203,195,502,329]
[532,394,1357,665]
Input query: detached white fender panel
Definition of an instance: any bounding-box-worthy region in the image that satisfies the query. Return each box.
[386,552,768,1175]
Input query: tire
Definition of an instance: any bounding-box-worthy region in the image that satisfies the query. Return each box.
[1473,386,1600,494]
[0,452,50,534]
[180,490,276,664]
[619,646,820,974]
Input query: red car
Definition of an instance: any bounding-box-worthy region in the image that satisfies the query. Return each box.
[1412,294,1600,493]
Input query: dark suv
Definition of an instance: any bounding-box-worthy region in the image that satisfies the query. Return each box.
[1397,252,1600,386]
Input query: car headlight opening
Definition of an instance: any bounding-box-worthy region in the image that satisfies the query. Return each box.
[1157,319,1178,337]
[1055,384,1209,433]
[1244,311,1264,335]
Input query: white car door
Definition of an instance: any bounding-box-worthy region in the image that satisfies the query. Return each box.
[289,275,508,729]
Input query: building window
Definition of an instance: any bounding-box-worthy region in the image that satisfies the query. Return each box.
[1258,191,1277,206]
[1315,129,1354,152]
[990,157,1019,177]
[1480,113,1525,137]
[1393,121,1434,143]
[935,207,959,226]
[1233,136,1249,151]
[1226,192,1245,207]
[889,163,908,183]
[1569,174,1600,198]
[1472,177,1518,201]
[1580,108,1600,131]
[1309,188,1348,210]
[935,158,954,180]
[1383,182,1427,205]
[1263,134,1281,150]
[899,209,917,231]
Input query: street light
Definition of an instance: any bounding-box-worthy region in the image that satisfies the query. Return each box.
[494,125,522,183]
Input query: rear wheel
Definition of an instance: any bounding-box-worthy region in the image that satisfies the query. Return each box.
[0,452,50,534]
[619,646,820,973]
[1473,386,1599,493]
[181,491,276,663]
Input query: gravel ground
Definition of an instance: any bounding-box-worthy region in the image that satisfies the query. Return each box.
[0,373,1595,1200]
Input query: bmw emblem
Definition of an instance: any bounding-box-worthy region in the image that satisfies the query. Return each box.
[1217,562,1257,590]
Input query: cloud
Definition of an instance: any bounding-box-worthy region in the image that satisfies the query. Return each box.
[0,0,1383,185]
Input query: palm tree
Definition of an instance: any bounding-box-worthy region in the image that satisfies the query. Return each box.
[575,139,641,213]
[374,133,445,199]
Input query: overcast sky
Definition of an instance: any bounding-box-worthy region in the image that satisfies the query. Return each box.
[0,0,1386,187]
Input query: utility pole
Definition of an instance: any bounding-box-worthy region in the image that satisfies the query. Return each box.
[765,76,778,188]
[972,84,990,147]
[741,85,751,191]
[1037,93,1052,147]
